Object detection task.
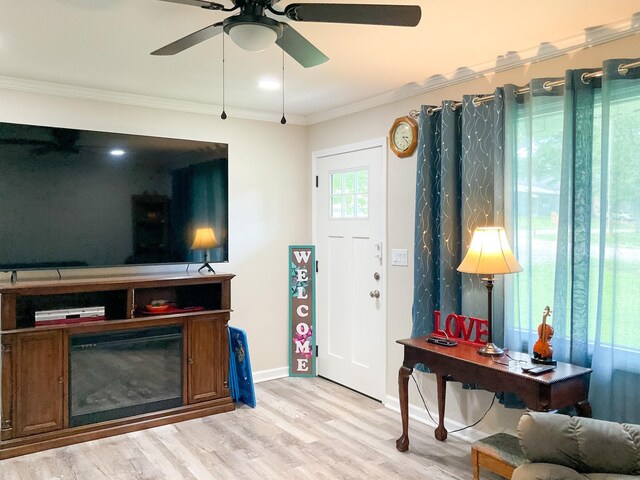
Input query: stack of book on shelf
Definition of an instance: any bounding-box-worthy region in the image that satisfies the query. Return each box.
[35,306,106,326]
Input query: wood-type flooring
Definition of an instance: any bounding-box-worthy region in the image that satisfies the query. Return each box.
[0,377,503,479]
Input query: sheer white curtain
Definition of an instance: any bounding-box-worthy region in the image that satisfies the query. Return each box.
[504,59,640,423]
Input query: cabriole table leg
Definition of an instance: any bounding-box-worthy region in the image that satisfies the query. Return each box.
[396,365,413,451]
[434,373,448,441]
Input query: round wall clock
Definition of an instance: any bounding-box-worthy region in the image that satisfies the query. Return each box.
[389,116,418,158]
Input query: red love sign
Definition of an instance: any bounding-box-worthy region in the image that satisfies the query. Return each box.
[432,310,489,346]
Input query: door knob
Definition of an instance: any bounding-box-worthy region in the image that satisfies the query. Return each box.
[369,290,380,298]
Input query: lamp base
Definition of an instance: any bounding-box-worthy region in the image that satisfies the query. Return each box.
[478,342,504,357]
[198,262,216,274]
[531,357,557,366]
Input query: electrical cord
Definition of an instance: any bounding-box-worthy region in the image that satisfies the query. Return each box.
[490,351,528,367]
[411,373,438,425]
[450,394,496,434]
[410,372,497,434]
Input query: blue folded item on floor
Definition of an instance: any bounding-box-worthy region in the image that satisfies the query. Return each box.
[228,326,256,408]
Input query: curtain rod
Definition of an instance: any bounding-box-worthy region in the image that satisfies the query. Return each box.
[412,59,640,116]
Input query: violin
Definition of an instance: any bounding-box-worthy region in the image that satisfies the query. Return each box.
[533,306,554,360]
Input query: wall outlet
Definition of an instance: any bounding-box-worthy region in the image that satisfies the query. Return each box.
[391,249,408,266]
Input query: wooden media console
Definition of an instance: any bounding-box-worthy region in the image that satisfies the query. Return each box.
[0,273,235,459]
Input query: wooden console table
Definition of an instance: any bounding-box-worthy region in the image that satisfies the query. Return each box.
[395,337,592,451]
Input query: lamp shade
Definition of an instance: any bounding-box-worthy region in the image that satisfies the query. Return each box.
[457,227,522,275]
[191,227,218,250]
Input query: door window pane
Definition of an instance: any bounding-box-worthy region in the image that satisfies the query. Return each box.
[344,171,355,194]
[357,170,368,193]
[357,194,368,217]
[330,169,368,218]
[332,174,343,195]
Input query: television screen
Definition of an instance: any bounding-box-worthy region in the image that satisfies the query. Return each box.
[0,122,229,271]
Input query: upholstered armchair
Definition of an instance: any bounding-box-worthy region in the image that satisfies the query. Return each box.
[512,411,640,479]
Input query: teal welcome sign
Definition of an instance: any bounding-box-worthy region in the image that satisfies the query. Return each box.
[289,245,316,376]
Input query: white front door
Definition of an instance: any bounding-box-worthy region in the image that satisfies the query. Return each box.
[313,138,386,401]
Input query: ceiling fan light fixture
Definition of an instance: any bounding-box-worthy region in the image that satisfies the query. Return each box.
[229,24,276,51]
[224,15,283,52]
[258,78,280,90]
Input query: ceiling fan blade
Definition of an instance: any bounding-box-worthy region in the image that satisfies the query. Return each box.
[151,21,224,55]
[156,0,224,9]
[276,23,329,68]
[285,3,421,26]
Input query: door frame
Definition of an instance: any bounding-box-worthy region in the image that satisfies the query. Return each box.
[311,137,388,401]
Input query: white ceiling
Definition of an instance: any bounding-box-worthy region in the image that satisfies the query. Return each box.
[1,1,639,124]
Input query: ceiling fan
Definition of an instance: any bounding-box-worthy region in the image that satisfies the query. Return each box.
[152,0,422,68]
[0,128,81,155]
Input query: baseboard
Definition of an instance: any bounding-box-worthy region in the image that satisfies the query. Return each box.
[384,394,491,443]
[252,367,289,384]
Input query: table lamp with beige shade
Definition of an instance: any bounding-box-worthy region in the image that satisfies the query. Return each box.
[457,226,522,356]
[191,227,218,273]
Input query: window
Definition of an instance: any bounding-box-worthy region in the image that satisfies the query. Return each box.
[510,94,566,348]
[330,169,368,218]
[596,85,640,349]
[508,85,640,356]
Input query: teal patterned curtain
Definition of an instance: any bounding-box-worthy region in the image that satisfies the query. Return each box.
[412,90,506,339]
[412,102,461,338]
[171,158,228,263]
[461,92,507,339]
[504,58,640,423]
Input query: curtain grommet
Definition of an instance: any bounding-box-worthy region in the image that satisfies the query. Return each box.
[617,64,629,76]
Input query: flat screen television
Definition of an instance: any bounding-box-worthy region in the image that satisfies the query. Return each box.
[0,122,229,272]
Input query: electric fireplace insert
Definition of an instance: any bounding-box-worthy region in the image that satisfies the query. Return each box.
[69,325,183,427]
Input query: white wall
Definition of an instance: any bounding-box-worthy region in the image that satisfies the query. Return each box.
[0,88,310,373]
[307,34,640,438]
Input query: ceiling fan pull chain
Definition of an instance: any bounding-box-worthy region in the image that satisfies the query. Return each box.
[281,49,287,125]
[221,32,227,120]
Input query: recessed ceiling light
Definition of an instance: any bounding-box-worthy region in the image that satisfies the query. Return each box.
[258,79,280,90]
[110,149,126,156]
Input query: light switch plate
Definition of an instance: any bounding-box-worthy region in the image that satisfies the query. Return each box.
[391,248,408,266]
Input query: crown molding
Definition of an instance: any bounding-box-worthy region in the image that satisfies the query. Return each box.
[0,75,307,126]
[0,16,637,127]
[306,18,640,125]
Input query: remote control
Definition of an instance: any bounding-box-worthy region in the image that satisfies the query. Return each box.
[426,337,458,347]
[522,365,555,375]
